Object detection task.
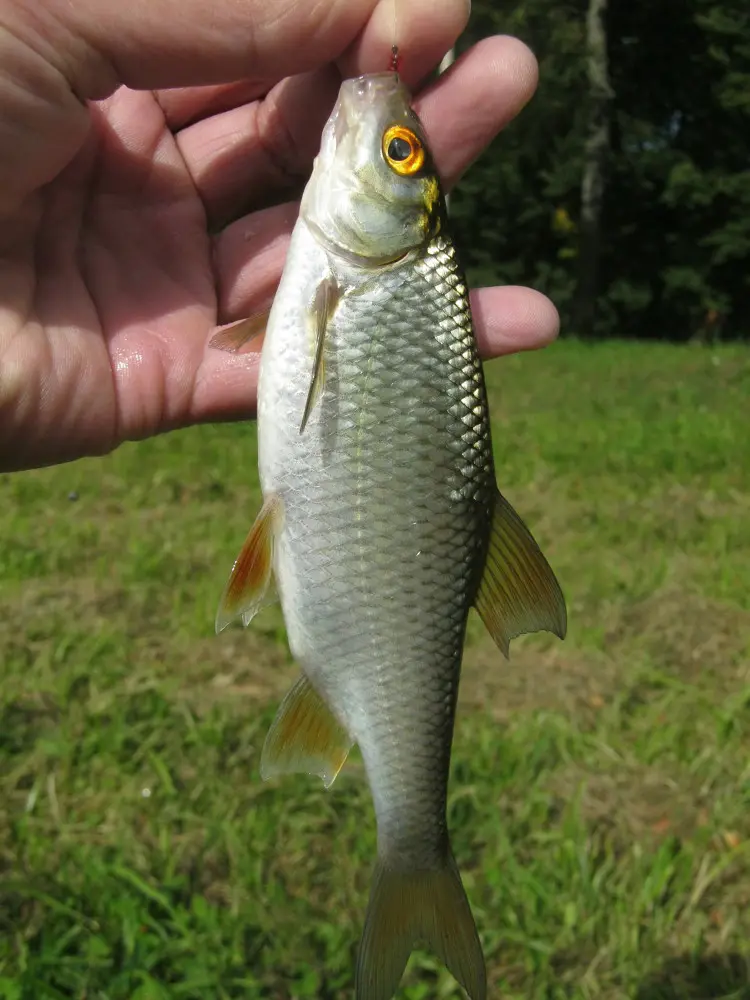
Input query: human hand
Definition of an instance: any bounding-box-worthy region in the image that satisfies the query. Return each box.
[0,0,559,473]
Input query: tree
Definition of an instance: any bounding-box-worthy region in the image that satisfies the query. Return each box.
[571,0,613,337]
[454,0,750,340]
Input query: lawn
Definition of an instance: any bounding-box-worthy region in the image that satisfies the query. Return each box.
[1,339,749,1000]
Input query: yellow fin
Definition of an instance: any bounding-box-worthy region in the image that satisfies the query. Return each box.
[208,310,268,354]
[215,494,282,634]
[299,276,340,434]
[355,852,486,1000]
[260,675,353,789]
[475,488,567,657]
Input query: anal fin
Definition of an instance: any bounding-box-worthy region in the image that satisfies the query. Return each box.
[475,488,567,657]
[261,674,353,789]
[215,493,283,633]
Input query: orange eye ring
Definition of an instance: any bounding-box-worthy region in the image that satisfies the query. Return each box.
[382,125,425,176]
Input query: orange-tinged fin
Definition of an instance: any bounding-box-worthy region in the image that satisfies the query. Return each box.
[260,674,353,789]
[355,853,486,1000]
[299,276,340,434]
[208,310,269,354]
[475,488,567,657]
[215,494,283,634]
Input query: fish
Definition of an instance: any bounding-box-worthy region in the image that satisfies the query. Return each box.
[212,71,567,1000]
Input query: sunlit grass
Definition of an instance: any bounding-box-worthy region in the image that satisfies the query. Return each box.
[1,340,749,999]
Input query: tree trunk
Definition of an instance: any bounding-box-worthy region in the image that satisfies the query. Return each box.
[572,0,613,338]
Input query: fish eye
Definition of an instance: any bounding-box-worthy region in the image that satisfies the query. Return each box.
[382,125,425,176]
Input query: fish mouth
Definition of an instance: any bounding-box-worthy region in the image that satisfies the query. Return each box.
[335,72,411,136]
[339,71,404,103]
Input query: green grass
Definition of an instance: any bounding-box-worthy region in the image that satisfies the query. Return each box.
[1,339,750,999]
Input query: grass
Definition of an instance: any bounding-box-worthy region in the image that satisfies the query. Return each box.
[1,338,750,999]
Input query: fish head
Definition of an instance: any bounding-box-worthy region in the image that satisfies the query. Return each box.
[301,72,443,264]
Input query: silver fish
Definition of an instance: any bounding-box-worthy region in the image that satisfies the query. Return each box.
[213,71,566,1000]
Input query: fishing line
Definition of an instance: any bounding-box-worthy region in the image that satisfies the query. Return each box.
[389,0,401,73]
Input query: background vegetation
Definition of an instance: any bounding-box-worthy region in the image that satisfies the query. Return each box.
[454,0,750,341]
[1,343,749,998]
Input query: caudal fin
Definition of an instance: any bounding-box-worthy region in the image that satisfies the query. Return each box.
[355,853,486,1000]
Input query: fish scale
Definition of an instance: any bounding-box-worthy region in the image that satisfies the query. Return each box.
[261,225,494,871]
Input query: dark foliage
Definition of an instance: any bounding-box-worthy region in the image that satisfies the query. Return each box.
[453,0,750,340]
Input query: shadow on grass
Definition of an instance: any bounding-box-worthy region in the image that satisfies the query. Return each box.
[635,954,750,1000]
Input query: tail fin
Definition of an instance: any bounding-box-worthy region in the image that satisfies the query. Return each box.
[355,853,486,1000]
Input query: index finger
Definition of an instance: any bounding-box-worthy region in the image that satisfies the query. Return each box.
[58,0,467,95]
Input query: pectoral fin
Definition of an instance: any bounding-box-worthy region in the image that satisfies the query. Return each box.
[215,494,283,633]
[208,309,269,354]
[475,489,567,657]
[261,674,353,789]
[299,276,341,434]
